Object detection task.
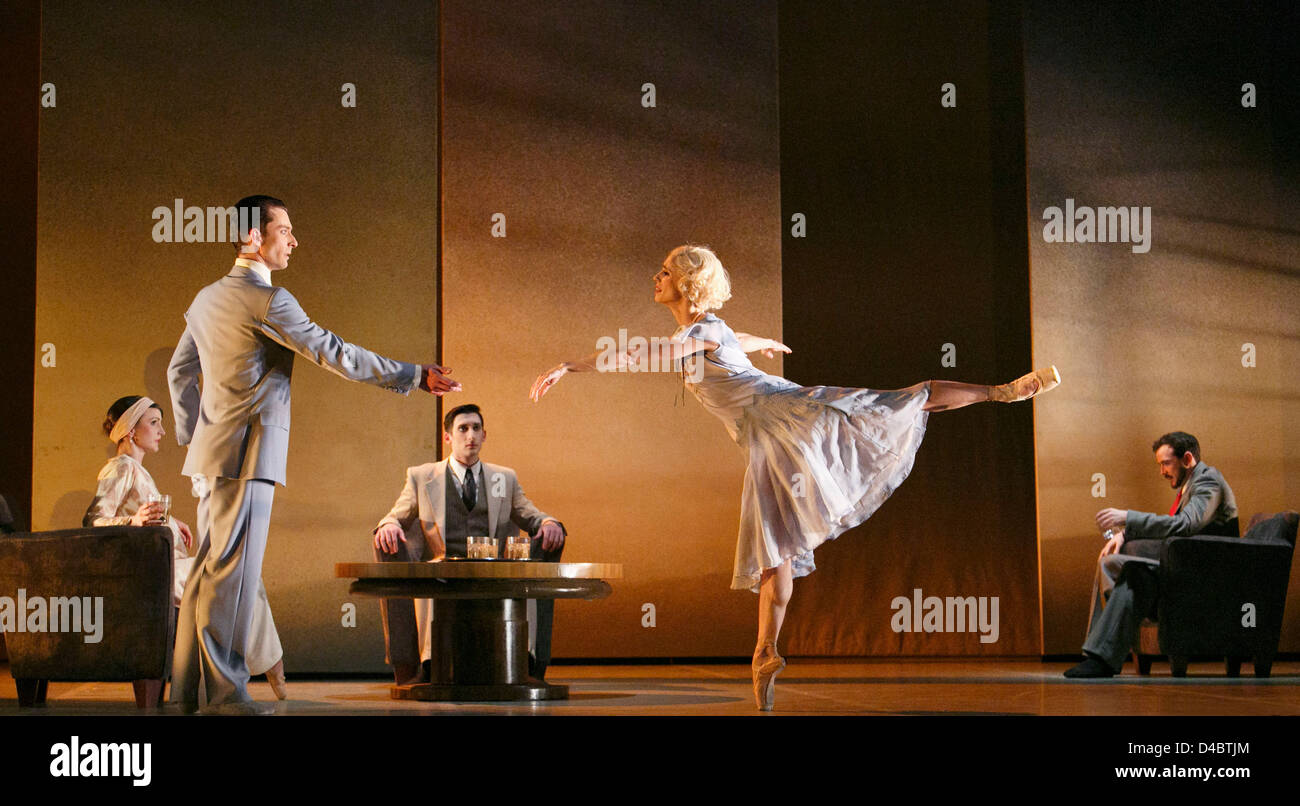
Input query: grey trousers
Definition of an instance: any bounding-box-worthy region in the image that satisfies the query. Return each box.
[1083,553,1161,671]
[172,477,278,707]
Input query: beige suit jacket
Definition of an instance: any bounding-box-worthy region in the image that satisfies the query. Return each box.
[375,459,555,558]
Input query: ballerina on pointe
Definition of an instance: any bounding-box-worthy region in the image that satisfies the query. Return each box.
[530,244,1059,710]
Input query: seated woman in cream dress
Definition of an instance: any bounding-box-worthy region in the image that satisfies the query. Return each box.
[84,395,287,699]
[532,245,1059,710]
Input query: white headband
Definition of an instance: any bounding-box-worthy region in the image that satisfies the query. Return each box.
[108,397,157,444]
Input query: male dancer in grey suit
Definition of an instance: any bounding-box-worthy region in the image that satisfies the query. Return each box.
[168,195,459,713]
[373,403,566,684]
[1066,431,1238,677]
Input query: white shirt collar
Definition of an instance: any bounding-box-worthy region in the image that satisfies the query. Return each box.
[448,456,481,485]
[234,257,273,286]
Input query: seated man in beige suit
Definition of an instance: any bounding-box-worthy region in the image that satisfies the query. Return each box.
[372,403,566,684]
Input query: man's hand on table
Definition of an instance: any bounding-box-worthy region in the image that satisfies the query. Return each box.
[374,522,407,555]
[537,520,565,552]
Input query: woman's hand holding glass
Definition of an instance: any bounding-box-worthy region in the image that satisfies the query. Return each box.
[130,500,167,527]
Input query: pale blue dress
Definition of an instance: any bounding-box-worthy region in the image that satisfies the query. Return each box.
[675,314,930,592]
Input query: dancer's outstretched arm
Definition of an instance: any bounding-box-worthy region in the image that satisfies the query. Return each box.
[530,336,719,401]
[733,332,791,359]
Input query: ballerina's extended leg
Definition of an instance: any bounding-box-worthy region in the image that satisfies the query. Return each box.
[923,366,1060,412]
[754,559,792,711]
[989,366,1060,403]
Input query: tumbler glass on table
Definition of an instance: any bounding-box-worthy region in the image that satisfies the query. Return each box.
[467,536,498,559]
[505,535,532,560]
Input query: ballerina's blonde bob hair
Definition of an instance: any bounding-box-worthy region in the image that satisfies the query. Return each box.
[666,244,732,313]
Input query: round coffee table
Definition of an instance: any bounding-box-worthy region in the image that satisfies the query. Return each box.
[337,560,621,701]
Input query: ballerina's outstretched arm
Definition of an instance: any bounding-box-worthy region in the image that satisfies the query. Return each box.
[530,336,721,401]
[733,332,792,360]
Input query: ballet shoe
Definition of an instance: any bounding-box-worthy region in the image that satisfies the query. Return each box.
[265,659,288,700]
[752,652,786,712]
[990,365,1060,403]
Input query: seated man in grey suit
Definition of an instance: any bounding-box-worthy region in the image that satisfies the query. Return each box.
[372,403,566,684]
[1066,431,1238,678]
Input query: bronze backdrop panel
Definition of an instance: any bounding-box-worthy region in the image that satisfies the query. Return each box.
[776,1,1039,656]
[442,1,1041,658]
[1025,3,1300,654]
[35,1,439,672]
[440,0,782,657]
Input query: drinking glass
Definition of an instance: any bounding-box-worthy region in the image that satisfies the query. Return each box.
[466,536,498,559]
[505,535,532,560]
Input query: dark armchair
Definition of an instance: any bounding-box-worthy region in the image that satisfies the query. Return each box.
[1134,511,1298,677]
[0,524,175,707]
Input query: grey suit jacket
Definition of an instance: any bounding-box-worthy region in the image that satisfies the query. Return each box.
[375,459,555,559]
[1125,461,1238,540]
[168,264,418,485]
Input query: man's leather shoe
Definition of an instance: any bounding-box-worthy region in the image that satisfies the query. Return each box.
[394,662,421,685]
[1064,655,1117,678]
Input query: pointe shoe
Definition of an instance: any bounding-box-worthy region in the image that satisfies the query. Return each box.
[990,365,1060,403]
[265,660,288,700]
[752,653,787,712]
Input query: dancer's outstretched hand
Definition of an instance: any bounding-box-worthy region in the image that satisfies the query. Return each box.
[759,340,792,360]
[530,364,568,401]
[419,364,462,395]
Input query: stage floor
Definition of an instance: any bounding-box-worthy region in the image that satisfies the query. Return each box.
[3,659,1298,716]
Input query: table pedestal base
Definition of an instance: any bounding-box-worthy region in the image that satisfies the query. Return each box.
[389,596,570,702]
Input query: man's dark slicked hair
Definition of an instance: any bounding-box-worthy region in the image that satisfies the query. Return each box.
[443,403,484,433]
[1152,431,1200,462]
[232,195,287,251]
